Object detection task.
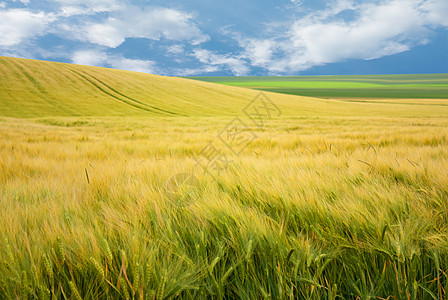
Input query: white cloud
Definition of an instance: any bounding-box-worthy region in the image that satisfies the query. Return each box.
[236,0,448,74]
[108,57,157,74]
[71,50,157,74]
[82,6,209,48]
[290,1,423,62]
[52,0,121,15]
[72,49,106,66]
[421,0,448,27]
[167,44,185,55]
[192,49,249,76]
[0,9,55,47]
[86,23,124,48]
[58,6,96,17]
[173,65,220,76]
[240,39,276,67]
[12,0,30,4]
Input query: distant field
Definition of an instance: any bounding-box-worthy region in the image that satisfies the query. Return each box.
[3,57,448,118]
[188,74,448,99]
[1,57,448,299]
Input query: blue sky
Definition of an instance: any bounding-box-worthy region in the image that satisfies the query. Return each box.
[0,0,447,76]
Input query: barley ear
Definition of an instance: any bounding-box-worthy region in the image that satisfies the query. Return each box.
[69,281,83,300]
[156,271,167,300]
[56,237,66,263]
[42,252,53,282]
[102,239,113,264]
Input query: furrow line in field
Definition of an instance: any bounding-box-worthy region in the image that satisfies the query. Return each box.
[63,67,165,115]
[1,59,67,112]
[77,70,184,116]
[67,67,184,116]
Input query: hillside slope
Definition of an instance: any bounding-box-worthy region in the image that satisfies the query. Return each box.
[1,56,448,118]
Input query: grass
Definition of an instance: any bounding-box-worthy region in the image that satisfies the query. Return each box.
[1,57,448,299]
[0,56,284,118]
[188,74,448,99]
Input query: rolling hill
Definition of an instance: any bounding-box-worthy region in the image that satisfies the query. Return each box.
[1,56,448,118]
[189,74,448,99]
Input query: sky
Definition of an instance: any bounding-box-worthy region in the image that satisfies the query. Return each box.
[0,0,447,76]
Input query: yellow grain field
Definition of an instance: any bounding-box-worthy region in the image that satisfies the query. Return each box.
[1,57,448,299]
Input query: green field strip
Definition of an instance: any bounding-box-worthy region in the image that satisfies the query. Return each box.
[328,98,448,106]
[218,81,448,88]
[218,81,385,88]
[253,88,448,99]
[188,74,448,99]
[188,73,448,83]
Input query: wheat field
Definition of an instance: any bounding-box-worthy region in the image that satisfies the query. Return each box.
[1,57,448,299]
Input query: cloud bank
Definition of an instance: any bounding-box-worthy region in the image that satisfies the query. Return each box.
[0,9,55,46]
[236,0,448,74]
[82,7,209,48]
[72,50,158,74]
[0,0,446,75]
